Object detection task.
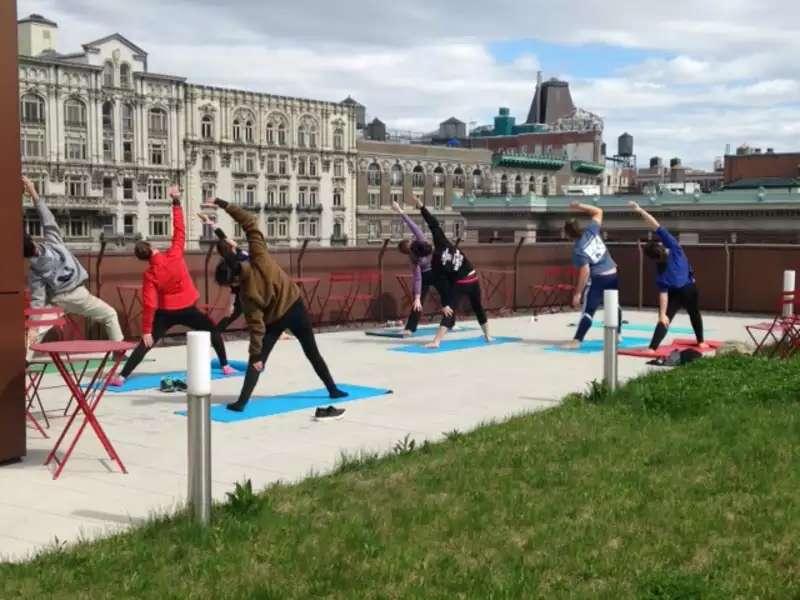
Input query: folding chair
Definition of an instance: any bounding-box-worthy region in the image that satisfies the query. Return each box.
[349,271,381,322]
[24,307,69,436]
[745,290,800,357]
[529,266,562,315]
[554,266,578,308]
[318,272,358,325]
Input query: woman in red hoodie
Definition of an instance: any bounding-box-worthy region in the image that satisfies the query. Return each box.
[111,186,234,386]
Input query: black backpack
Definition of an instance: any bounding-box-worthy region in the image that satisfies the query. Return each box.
[648,348,703,367]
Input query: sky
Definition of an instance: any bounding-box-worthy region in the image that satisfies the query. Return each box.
[18,0,800,169]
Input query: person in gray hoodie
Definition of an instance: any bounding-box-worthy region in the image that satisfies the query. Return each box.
[22,176,123,345]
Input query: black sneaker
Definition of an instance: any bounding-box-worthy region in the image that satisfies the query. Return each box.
[314,405,345,421]
[159,377,175,393]
[173,379,187,392]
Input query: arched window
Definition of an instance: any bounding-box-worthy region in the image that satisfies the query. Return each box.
[122,103,134,133]
[391,164,403,187]
[20,94,45,124]
[245,120,254,143]
[412,165,425,188]
[202,153,213,171]
[542,176,550,196]
[309,125,317,148]
[433,166,444,188]
[232,119,241,142]
[333,220,343,238]
[367,162,381,186]
[201,115,213,139]
[472,168,483,191]
[500,174,509,195]
[514,175,522,195]
[333,126,344,150]
[265,121,275,145]
[65,98,87,128]
[120,63,131,89]
[297,124,307,148]
[278,122,286,146]
[309,158,317,176]
[148,108,167,135]
[453,167,465,189]
[529,176,536,194]
[333,189,343,207]
[103,61,114,87]
[102,101,113,132]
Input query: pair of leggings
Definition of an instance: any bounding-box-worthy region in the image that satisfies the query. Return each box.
[404,270,441,333]
[441,277,488,329]
[574,273,622,342]
[649,283,704,350]
[120,305,228,378]
[216,291,243,333]
[235,299,337,405]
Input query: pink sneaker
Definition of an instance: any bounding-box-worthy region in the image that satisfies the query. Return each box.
[109,375,126,387]
[221,365,237,376]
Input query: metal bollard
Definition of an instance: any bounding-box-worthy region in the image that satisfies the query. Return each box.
[782,270,795,318]
[603,289,619,392]
[186,331,212,525]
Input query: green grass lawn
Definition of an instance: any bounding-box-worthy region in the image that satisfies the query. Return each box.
[4,353,800,599]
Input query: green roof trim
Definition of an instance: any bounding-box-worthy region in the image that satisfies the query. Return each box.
[491,153,565,171]
[571,160,605,175]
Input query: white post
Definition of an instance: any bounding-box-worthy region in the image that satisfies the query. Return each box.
[186,331,212,525]
[603,289,619,392]
[782,270,795,317]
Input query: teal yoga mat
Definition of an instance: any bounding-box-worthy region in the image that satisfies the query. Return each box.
[390,336,522,354]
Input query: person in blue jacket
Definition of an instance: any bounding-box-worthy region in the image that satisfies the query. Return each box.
[629,201,708,352]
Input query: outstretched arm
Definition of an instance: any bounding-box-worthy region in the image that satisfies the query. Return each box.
[628,201,660,231]
[168,185,185,255]
[570,201,603,225]
[393,201,426,241]
[419,204,448,250]
[24,176,63,244]
[205,198,266,261]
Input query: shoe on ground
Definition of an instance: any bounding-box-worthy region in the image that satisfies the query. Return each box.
[109,375,125,387]
[173,379,187,392]
[221,364,237,376]
[314,405,345,421]
[160,377,175,393]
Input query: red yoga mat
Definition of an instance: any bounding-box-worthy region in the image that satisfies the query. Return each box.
[619,340,722,359]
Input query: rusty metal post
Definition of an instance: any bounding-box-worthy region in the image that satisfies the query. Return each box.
[512,237,525,311]
[203,241,215,305]
[723,242,731,313]
[296,239,310,278]
[637,240,644,309]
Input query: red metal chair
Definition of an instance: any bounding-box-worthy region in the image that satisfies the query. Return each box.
[24,307,69,437]
[318,272,359,324]
[529,266,563,315]
[745,290,800,357]
[554,266,578,308]
[350,271,381,322]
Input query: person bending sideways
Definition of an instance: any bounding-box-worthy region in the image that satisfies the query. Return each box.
[110,186,234,386]
[22,175,123,345]
[391,200,447,337]
[562,201,622,349]
[204,197,347,417]
[629,201,708,353]
[414,196,491,349]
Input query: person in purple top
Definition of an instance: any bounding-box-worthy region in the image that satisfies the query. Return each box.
[629,201,708,352]
[391,200,446,337]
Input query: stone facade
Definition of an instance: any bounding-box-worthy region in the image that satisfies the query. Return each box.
[18,18,357,250]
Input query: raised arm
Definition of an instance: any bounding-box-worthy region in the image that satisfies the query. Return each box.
[392,201,426,241]
[23,176,63,244]
[419,205,448,250]
[168,185,185,256]
[628,201,660,231]
[570,201,603,225]
[208,198,266,260]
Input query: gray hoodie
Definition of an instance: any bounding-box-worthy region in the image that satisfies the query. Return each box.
[27,197,88,307]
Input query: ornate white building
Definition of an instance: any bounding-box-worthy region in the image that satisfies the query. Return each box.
[18,14,357,249]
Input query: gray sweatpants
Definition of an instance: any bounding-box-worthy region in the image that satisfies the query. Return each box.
[35,285,123,343]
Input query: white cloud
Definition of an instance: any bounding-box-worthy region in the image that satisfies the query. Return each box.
[16,0,800,169]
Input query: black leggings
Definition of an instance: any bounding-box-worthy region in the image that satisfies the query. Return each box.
[235,299,337,404]
[441,278,488,329]
[404,270,444,332]
[649,283,704,350]
[216,292,243,333]
[120,305,228,378]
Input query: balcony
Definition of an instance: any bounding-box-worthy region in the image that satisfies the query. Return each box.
[296,203,323,213]
[571,160,605,175]
[64,120,87,129]
[237,202,262,212]
[264,203,293,213]
[332,203,346,211]
[492,153,566,171]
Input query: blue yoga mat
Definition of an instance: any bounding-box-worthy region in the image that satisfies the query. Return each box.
[390,336,522,354]
[587,322,700,335]
[365,325,475,338]
[175,384,393,423]
[99,360,249,393]
[546,337,651,354]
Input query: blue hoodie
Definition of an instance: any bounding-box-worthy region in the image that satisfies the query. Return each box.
[654,227,694,292]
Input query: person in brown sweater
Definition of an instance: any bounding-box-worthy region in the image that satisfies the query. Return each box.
[205,198,347,414]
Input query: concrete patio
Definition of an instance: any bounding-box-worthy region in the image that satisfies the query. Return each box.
[0,309,755,563]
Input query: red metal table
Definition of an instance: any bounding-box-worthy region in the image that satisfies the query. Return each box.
[480,269,515,312]
[31,340,137,480]
[116,284,143,339]
[292,276,322,322]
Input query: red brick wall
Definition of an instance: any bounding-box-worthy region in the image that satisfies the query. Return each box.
[724,154,800,184]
